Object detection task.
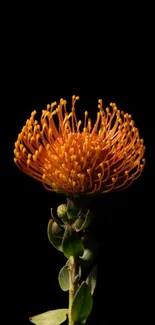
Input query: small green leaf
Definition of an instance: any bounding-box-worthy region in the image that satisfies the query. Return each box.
[86,265,97,295]
[71,282,93,322]
[58,265,69,291]
[47,219,63,252]
[62,225,84,258]
[29,309,68,325]
[66,260,82,278]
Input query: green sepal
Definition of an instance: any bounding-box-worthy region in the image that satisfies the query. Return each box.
[73,210,93,232]
[47,219,63,252]
[62,225,84,258]
[29,309,68,325]
[86,265,97,295]
[58,265,69,291]
[71,282,93,322]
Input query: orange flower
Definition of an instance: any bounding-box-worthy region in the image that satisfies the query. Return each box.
[14,95,145,196]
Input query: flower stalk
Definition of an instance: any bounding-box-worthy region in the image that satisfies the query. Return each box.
[48,200,96,324]
[68,256,79,325]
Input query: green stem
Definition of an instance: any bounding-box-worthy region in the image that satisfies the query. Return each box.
[68,256,79,325]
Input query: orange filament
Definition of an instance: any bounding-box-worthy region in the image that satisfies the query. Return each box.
[14,96,146,196]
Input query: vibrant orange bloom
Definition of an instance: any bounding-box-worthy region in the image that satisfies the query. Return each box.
[14,95,145,196]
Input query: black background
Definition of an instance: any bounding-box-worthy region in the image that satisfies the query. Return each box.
[2,6,154,325]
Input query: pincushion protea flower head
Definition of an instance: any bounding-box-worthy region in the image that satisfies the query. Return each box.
[14,95,145,196]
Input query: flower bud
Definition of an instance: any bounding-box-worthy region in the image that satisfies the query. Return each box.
[57,204,68,223]
[73,209,93,232]
[73,217,85,231]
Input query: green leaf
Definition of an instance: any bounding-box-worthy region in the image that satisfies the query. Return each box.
[86,265,97,295]
[58,265,69,291]
[29,309,68,325]
[62,225,84,258]
[71,282,93,322]
[47,219,63,252]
